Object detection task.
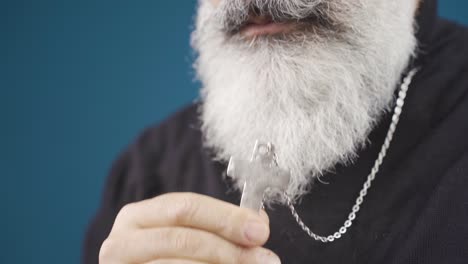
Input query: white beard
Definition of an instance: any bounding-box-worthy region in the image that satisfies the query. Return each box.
[192,0,418,201]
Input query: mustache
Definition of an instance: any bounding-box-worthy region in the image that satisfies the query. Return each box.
[214,0,342,34]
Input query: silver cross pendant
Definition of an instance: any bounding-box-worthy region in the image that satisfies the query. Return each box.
[227,140,291,212]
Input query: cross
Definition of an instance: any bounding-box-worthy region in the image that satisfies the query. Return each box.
[227,140,291,212]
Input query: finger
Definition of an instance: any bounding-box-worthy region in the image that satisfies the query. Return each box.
[259,210,269,224]
[103,227,280,264]
[143,260,206,264]
[112,192,270,247]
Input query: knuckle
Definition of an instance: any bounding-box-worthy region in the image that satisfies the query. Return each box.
[167,193,200,224]
[115,203,137,223]
[98,238,119,261]
[170,229,201,254]
[172,230,191,250]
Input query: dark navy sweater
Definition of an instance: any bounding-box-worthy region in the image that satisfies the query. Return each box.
[83,1,468,263]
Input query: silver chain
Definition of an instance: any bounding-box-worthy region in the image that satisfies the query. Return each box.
[284,68,419,243]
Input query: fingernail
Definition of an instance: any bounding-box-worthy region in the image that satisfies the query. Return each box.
[256,250,281,264]
[244,220,269,243]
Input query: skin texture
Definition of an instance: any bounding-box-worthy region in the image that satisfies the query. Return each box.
[100,193,280,264]
[100,1,420,263]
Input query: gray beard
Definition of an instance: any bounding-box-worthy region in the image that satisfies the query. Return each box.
[192,0,418,201]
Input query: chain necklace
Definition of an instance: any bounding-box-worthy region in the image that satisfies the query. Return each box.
[282,68,419,243]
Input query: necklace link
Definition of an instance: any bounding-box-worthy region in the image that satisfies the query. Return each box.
[285,68,419,243]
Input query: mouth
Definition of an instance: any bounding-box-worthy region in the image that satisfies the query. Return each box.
[238,15,298,38]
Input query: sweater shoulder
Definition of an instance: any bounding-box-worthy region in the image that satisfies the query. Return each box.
[135,103,203,156]
[415,19,468,125]
[126,103,223,198]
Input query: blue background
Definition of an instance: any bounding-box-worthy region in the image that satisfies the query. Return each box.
[1,1,467,263]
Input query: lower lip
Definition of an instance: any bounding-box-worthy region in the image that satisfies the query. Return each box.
[241,22,296,38]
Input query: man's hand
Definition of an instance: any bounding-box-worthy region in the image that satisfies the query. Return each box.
[99,192,281,264]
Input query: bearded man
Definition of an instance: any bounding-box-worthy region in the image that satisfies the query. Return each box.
[84,0,468,263]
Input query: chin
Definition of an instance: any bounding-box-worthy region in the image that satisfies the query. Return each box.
[192,0,417,201]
